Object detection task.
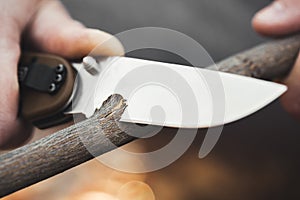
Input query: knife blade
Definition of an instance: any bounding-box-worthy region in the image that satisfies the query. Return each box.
[19,53,286,129]
[68,56,286,128]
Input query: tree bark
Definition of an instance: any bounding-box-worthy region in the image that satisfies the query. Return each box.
[0,34,299,197]
[207,34,300,80]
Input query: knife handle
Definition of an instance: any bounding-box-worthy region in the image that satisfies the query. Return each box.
[18,52,76,129]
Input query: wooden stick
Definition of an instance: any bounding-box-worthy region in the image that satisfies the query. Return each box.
[0,34,299,197]
[207,34,300,79]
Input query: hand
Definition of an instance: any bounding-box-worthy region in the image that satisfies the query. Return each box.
[252,0,300,121]
[0,0,124,149]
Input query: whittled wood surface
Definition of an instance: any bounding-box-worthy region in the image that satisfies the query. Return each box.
[0,34,299,197]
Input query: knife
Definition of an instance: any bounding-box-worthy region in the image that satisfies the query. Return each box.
[1,34,298,197]
[18,40,291,129]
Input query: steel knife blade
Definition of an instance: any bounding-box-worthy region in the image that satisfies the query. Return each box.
[66,56,286,128]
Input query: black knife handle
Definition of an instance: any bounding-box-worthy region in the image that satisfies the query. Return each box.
[18,52,76,129]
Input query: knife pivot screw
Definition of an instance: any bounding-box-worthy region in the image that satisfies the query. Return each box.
[54,74,63,83]
[83,56,99,75]
[56,64,64,73]
[48,83,56,93]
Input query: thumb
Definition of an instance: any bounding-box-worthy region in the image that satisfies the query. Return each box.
[252,0,300,36]
[25,1,124,59]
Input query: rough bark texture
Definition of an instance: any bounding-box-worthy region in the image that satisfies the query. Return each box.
[0,34,299,197]
[0,94,143,197]
[207,34,300,80]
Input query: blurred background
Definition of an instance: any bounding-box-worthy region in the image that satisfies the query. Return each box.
[3,0,300,199]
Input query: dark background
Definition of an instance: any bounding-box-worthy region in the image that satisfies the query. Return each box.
[60,0,300,199]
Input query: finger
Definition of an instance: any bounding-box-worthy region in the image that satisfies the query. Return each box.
[24,0,124,59]
[280,53,300,120]
[0,20,32,149]
[252,0,300,36]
